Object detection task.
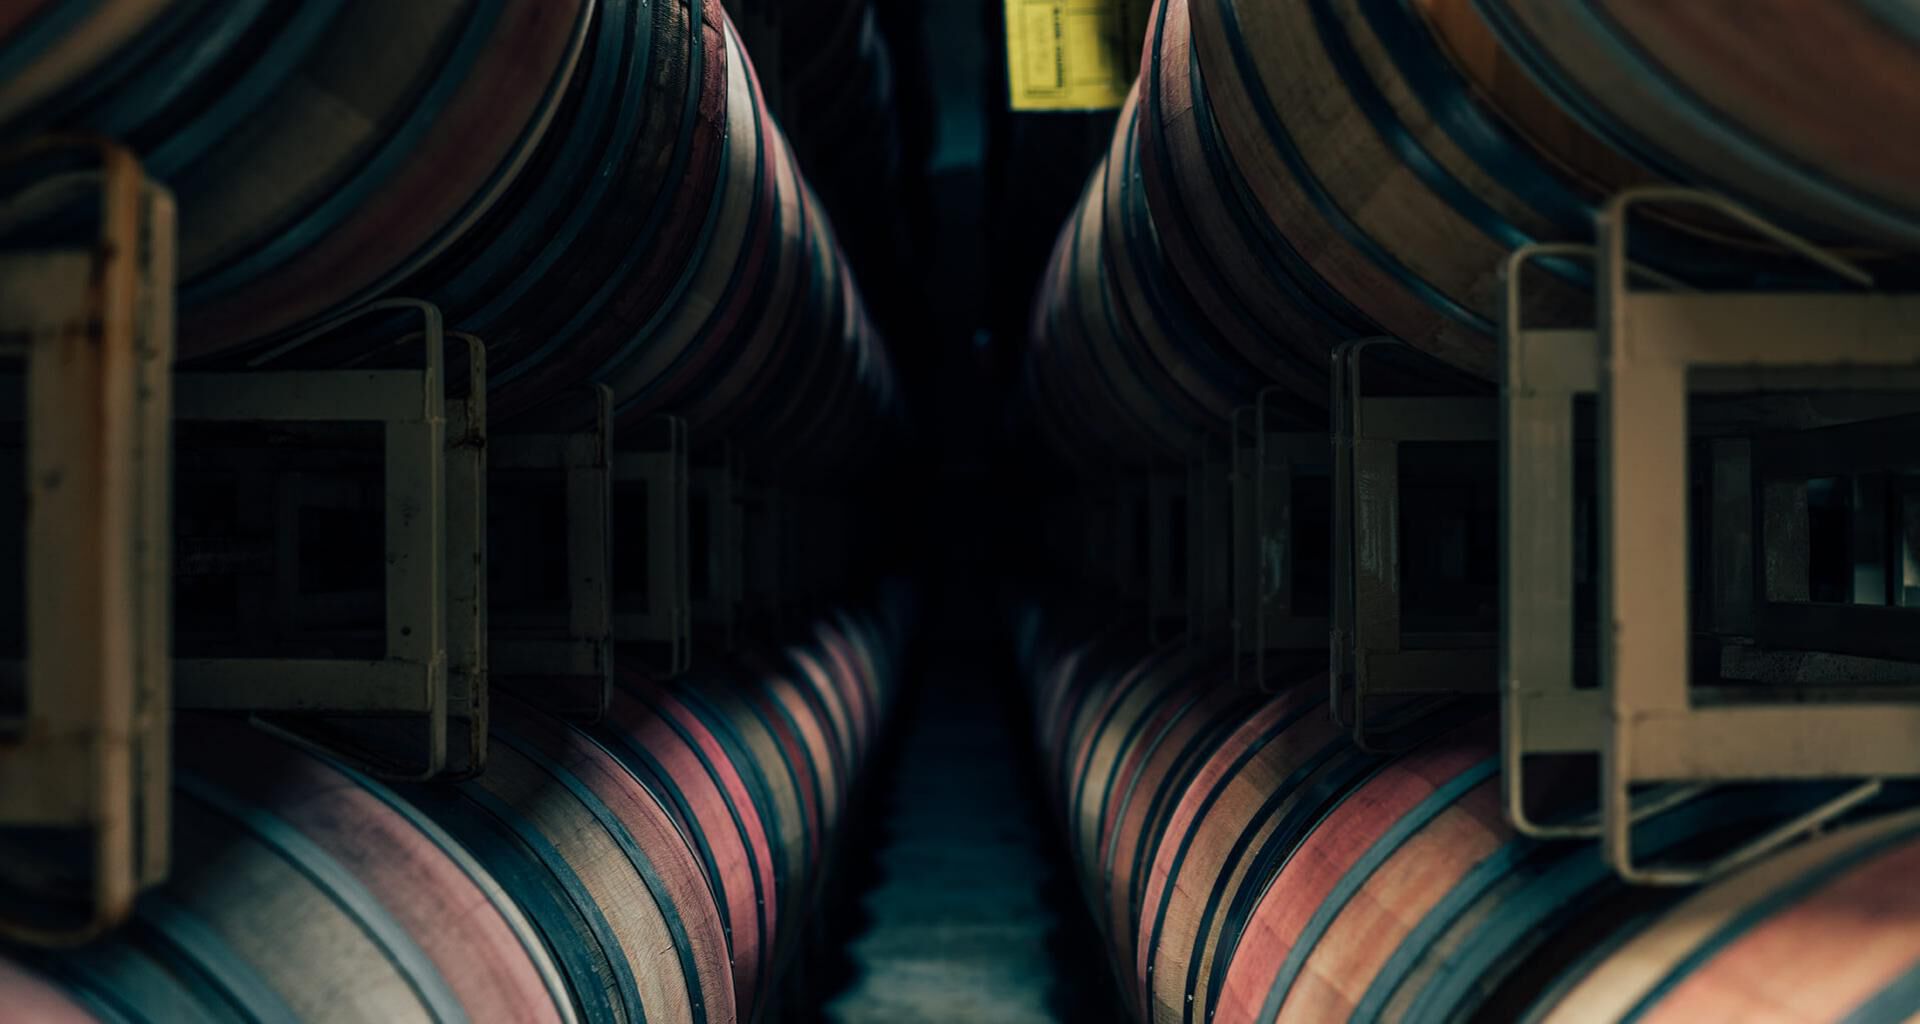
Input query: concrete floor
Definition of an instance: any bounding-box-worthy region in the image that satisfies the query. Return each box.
[822,658,1105,1024]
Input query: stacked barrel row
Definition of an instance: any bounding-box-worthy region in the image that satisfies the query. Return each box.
[1015,615,1920,1024]
[0,0,898,477]
[1023,0,1920,462]
[1,602,909,1024]
[766,0,907,287]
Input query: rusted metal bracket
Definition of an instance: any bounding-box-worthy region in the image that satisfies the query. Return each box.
[172,299,485,783]
[0,141,173,945]
[492,384,614,720]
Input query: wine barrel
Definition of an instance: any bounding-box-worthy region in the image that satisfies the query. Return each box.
[1044,638,1197,944]
[1210,749,1919,1024]
[600,672,782,1021]
[1476,0,1920,248]
[1530,807,1920,1024]
[1026,626,1286,1016]
[579,15,895,478]
[774,0,907,289]
[1132,680,1375,1024]
[670,674,818,939]
[2,2,899,459]
[1106,112,1264,435]
[0,956,93,1023]
[1024,616,1920,1024]
[1211,725,1502,1024]
[2,600,901,1023]
[1028,86,1247,464]
[1095,670,1264,1003]
[1062,645,1208,876]
[1031,626,1150,807]
[1182,0,1654,379]
[1136,0,1366,401]
[819,612,891,749]
[0,0,591,359]
[743,652,848,854]
[405,697,738,1024]
[394,0,732,424]
[592,14,778,433]
[6,717,571,1023]
[0,1,171,128]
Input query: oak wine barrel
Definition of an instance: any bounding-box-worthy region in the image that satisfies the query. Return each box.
[0,1,900,466]
[0,605,905,1024]
[1475,0,1920,249]
[1023,615,1920,1024]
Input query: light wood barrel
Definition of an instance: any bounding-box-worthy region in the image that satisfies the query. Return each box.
[0,0,590,359]
[410,698,737,1024]
[0,956,94,1023]
[670,675,816,946]
[5,716,571,1023]
[1531,807,1920,1024]
[1182,0,1637,380]
[1476,0,1920,248]
[1132,682,1373,1024]
[601,673,781,1022]
[2,1,899,462]
[399,0,731,424]
[1210,741,1920,1023]
[1024,613,1920,1024]
[1,606,906,1024]
[1028,84,1255,464]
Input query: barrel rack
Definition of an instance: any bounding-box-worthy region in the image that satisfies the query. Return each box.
[1083,186,1920,885]
[0,147,852,944]
[1502,187,1920,884]
[0,142,172,946]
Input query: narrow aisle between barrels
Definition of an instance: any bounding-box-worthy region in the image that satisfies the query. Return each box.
[821,636,1113,1024]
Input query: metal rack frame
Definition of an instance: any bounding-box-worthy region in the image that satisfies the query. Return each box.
[0,143,173,944]
[172,300,485,782]
[691,444,744,651]
[1230,390,1332,691]
[492,385,614,720]
[1330,339,1497,748]
[1187,438,1233,647]
[1501,187,1920,884]
[613,415,691,677]
[1147,470,1184,643]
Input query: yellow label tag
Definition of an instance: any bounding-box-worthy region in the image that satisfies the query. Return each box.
[1004,0,1148,112]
